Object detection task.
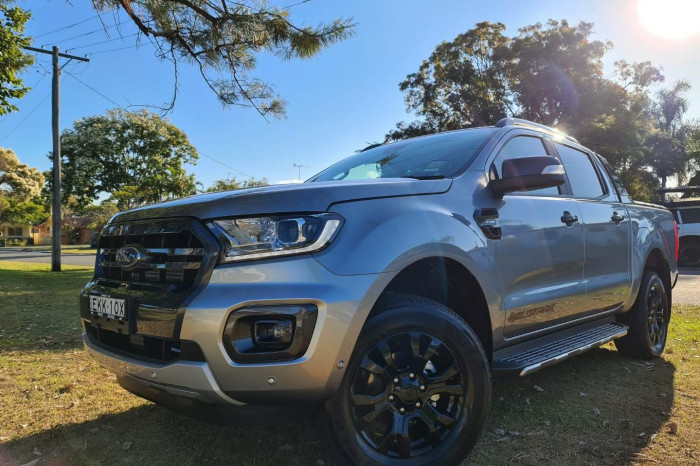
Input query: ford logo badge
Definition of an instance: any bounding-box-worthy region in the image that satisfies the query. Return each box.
[115,245,143,270]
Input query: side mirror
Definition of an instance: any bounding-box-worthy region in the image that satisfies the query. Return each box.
[490,156,566,196]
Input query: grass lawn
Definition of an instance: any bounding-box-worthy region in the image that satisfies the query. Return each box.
[0,261,698,465]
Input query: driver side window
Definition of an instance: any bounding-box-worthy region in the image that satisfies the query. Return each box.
[494,136,561,196]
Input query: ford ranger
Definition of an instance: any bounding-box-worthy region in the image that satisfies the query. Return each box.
[80,118,678,465]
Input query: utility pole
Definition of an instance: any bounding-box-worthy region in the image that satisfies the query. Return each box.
[23,46,89,271]
[293,163,309,182]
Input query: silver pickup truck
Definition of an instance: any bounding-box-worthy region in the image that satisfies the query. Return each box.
[80,118,678,466]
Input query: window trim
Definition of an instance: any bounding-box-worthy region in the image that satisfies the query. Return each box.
[489,133,572,198]
[595,153,631,203]
[550,141,608,201]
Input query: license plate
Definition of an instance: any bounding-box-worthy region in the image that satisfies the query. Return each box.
[90,296,126,320]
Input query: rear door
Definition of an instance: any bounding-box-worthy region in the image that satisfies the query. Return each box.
[493,133,588,339]
[552,143,632,312]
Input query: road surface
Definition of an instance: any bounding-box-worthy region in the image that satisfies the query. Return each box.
[0,249,96,267]
[0,249,697,304]
[675,268,700,305]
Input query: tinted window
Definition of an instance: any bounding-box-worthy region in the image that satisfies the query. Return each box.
[495,136,559,195]
[309,128,496,182]
[555,143,604,198]
[681,207,700,224]
[597,154,629,199]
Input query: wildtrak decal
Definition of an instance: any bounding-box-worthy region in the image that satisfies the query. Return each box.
[507,303,556,323]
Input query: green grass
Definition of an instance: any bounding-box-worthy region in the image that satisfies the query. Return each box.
[0,261,698,465]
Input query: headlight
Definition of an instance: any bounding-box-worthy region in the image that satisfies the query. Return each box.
[207,213,343,262]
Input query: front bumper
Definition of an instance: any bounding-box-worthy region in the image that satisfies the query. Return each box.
[83,331,242,406]
[84,255,395,404]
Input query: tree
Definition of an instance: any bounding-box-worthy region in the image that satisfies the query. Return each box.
[92,1,354,117]
[1,147,44,198]
[205,176,269,192]
[648,81,693,187]
[384,19,685,201]
[0,147,47,224]
[387,22,513,141]
[0,3,33,115]
[386,20,616,141]
[510,20,611,127]
[49,109,199,210]
[81,201,119,231]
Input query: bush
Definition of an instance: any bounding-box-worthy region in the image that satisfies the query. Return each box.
[6,238,28,246]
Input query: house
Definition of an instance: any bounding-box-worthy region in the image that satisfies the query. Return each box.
[34,216,92,245]
[0,216,92,246]
[0,223,32,246]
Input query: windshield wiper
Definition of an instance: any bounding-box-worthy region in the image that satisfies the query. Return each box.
[401,175,446,180]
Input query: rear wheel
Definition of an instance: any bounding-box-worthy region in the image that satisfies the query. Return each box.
[327,295,491,466]
[678,238,700,268]
[615,270,670,359]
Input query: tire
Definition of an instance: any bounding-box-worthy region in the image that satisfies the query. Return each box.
[615,270,671,359]
[678,238,700,268]
[326,294,491,466]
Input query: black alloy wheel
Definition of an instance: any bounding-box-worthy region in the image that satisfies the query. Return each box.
[350,332,465,458]
[646,279,667,353]
[615,270,671,359]
[327,295,491,466]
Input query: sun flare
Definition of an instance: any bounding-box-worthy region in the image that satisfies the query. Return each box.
[637,0,700,40]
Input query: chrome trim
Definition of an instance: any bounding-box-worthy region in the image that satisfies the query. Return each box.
[519,327,628,376]
[100,247,205,256]
[99,260,201,270]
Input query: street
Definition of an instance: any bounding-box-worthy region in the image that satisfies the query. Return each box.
[676,268,700,305]
[0,249,96,267]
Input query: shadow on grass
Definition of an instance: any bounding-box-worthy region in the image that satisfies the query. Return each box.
[0,346,676,466]
[0,403,330,466]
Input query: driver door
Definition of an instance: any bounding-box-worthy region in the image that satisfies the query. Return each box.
[493,134,588,339]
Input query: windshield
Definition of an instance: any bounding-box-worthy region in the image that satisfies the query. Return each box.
[308,128,496,182]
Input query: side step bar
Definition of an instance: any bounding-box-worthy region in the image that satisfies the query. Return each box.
[493,320,628,377]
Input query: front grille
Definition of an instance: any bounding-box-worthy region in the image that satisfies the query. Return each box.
[96,219,208,292]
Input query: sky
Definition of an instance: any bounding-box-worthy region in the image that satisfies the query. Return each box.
[2,0,700,189]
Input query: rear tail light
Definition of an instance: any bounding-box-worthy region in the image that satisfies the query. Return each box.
[674,221,679,262]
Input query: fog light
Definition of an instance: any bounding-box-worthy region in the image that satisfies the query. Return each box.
[254,319,294,348]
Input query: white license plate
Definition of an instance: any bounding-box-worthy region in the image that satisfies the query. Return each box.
[90,296,126,320]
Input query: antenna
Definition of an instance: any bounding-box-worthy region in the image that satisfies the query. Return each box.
[293,163,309,182]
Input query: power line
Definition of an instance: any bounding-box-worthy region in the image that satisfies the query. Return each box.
[199,152,254,179]
[32,10,115,39]
[67,32,139,52]
[0,65,75,144]
[45,20,128,47]
[0,93,51,143]
[64,71,123,108]
[0,72,49,130]
[89,44,139,55]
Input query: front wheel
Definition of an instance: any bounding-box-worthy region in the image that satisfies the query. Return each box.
[615,270,671,359]
[327,295,491,466]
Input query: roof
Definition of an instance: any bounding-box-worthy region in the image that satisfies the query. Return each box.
[495,118,579,144]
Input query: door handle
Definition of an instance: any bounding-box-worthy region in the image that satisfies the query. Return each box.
[561,211,579,226]
[611,212,625,224]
